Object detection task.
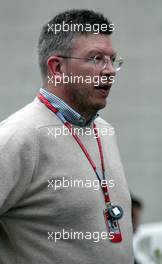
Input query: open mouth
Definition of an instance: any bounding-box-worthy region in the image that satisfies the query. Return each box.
[94,85,111,97]
[94,84,111,90]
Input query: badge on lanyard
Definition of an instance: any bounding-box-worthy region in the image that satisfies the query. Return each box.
[103,208,123,243]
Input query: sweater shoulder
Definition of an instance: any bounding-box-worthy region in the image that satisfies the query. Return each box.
[0,97,60,133]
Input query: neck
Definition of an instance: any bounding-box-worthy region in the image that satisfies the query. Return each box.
[44,85,96,122]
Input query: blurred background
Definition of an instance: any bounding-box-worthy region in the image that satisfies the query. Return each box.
[0,0,161,226]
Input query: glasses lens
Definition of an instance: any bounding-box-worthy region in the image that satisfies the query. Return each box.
[93,55,104,68]
[113,57,123,72]
[93,55,123,72]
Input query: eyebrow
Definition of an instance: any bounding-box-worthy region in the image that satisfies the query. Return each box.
[86,49,117,58]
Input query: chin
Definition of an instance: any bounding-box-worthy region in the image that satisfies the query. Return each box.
[94,98,107,110]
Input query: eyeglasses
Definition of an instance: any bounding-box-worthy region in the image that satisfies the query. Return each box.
[57,54,123,72]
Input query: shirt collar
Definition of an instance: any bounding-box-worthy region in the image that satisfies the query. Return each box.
[40,88,99,127]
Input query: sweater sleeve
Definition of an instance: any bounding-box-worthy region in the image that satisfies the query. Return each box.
[0,121,37,216]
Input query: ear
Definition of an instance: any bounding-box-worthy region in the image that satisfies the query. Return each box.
[47,56,63,77]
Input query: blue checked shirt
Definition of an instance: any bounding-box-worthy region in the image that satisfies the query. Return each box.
[40,88,98,127]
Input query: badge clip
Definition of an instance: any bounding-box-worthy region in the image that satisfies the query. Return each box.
[103,208,123,243]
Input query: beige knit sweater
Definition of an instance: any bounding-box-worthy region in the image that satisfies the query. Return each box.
[0,97,133,264]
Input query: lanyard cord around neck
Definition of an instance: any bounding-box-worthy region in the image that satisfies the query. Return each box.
[38,93,111,206]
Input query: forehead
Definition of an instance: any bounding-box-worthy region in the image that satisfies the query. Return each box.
[72,34,116,56]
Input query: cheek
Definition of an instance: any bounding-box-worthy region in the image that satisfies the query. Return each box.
[81,69,101,89]
[71,62,98,76]
[66,64,100,90]
[83,65,100,76]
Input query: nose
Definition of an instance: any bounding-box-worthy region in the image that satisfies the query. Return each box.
[102,61,116,77]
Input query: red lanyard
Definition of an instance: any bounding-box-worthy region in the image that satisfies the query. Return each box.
[38,93,111,206]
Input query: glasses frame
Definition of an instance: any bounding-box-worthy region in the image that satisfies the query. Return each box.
[57,54,123,72]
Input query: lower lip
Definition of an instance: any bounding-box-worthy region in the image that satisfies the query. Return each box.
[96,88,110,96]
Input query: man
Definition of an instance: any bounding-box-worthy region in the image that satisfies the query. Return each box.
[0,9,133,264]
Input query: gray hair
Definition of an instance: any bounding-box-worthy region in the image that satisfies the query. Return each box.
[38,9,113,80]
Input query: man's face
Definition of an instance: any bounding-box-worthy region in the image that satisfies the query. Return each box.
[62,34,116,115]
